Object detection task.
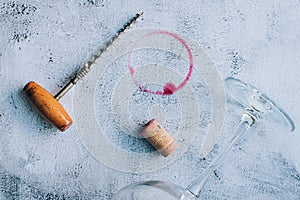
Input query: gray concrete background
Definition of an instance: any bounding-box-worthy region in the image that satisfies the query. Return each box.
[0,0,300,199]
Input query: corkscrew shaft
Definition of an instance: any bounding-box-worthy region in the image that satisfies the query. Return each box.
[54,12,143,100]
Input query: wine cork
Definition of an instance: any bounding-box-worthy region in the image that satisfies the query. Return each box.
[141,119,178,157]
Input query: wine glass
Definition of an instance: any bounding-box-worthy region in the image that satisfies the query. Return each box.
[111,77,295,199]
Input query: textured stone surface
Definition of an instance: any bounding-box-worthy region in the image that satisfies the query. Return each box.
[0,0,299,199]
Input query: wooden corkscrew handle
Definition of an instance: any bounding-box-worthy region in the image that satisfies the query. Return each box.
[23,82,72,131]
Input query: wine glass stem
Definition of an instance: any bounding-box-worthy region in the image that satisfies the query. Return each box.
[186,113,255,198]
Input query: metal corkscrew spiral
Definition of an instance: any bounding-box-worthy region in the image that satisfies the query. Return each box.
[54,12,144,100]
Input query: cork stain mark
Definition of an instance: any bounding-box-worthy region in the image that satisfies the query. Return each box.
[228,50,245,76]
[0,2,37,43]
[128,30,194,95]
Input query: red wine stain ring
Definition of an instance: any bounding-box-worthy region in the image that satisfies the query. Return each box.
[128,30,194,95]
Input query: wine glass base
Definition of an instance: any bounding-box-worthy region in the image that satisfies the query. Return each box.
[225,77,295,132]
